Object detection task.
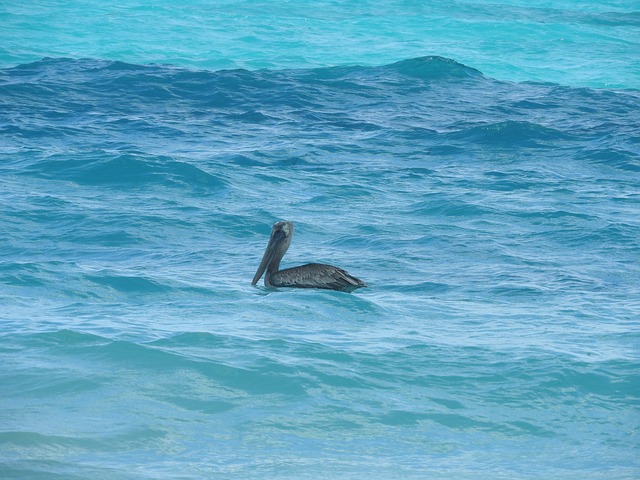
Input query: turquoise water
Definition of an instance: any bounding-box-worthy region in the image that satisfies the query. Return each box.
[3,0,639,88]
[1,1,640,479]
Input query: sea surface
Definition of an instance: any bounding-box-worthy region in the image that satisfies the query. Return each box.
[1,1,640,479]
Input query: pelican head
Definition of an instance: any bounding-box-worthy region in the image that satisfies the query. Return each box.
[252,220,294,286]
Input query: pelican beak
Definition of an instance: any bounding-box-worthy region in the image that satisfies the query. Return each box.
[252,229,286,285]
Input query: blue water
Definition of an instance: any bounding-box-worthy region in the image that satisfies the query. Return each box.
[2,2,640,479]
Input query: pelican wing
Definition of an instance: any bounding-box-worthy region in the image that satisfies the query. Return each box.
[269,263,366,292]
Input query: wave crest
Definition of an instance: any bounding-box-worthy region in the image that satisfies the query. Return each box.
[382,56,483,80]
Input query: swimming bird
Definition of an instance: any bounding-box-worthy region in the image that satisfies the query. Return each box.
[252,221,366,292]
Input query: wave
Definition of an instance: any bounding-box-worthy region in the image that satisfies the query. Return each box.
[577,147,640,172]
[21,152,228,190]
[3,54,484,82]
[445,120,572,148]
[6,328,638,406]
[380,56,484,81]
[2,55,639,176]
[0,55,488,127]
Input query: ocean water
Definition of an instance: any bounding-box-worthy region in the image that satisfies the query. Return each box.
[1,1,640,479]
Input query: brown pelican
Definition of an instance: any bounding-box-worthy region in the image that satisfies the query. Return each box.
[252,221,366,292]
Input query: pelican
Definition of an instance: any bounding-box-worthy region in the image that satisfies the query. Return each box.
[252,221,366,292]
